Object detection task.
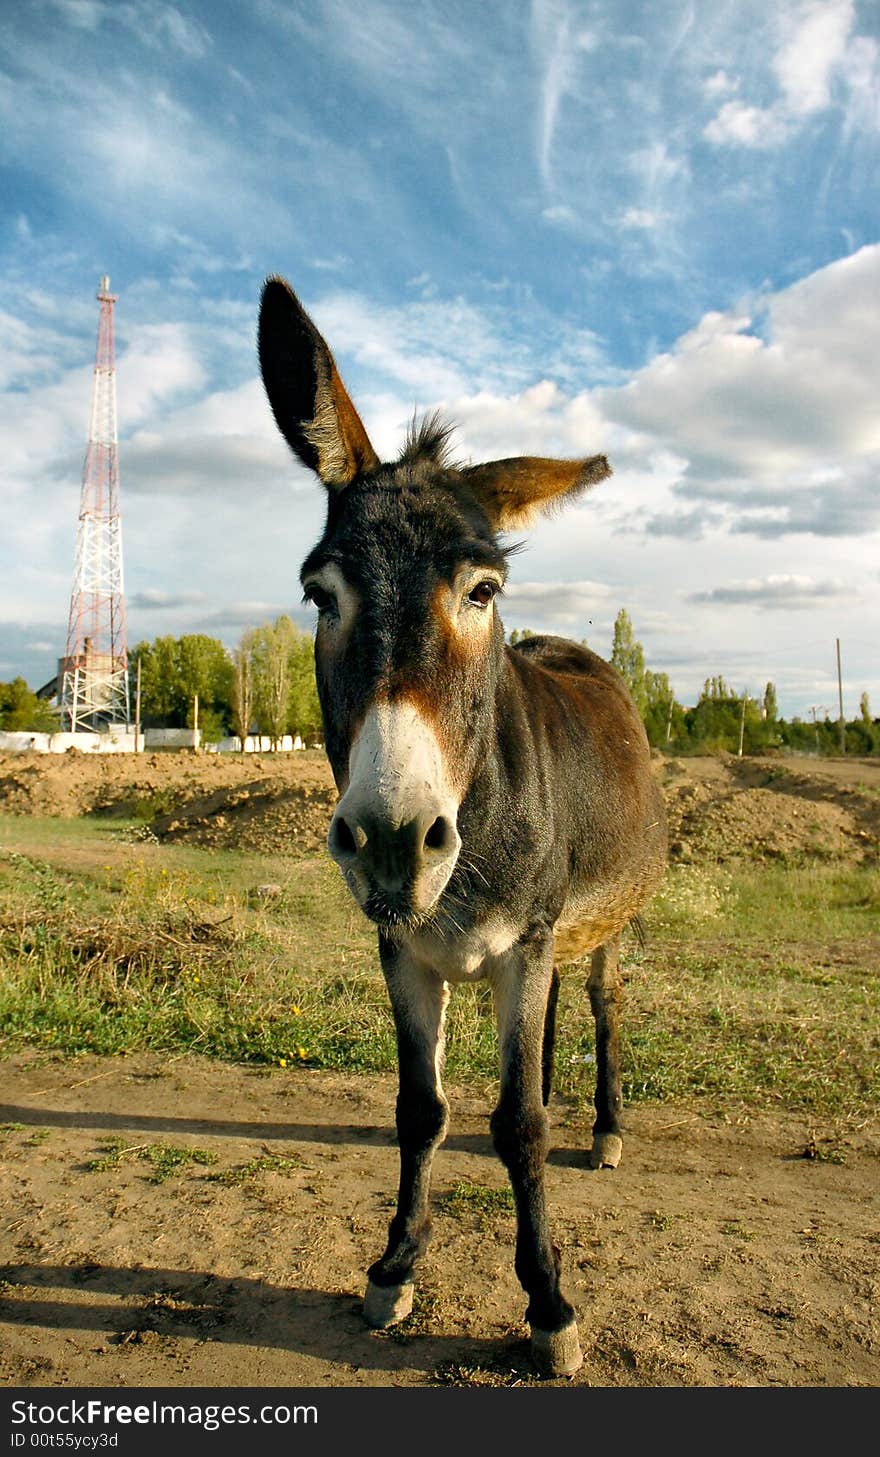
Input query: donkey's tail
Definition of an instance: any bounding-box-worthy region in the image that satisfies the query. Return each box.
[628,913,647,951]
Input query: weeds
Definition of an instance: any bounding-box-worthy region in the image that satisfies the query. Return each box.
[0,825,877,1121]
[87,1137,218,1182]
[437,1181,515,1225]
[207,1153,304,1185]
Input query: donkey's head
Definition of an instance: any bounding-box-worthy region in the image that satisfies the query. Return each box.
[259,277,610,930]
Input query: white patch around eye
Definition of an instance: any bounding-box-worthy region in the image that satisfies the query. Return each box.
[454,573,502,630]
[303,563,358,635]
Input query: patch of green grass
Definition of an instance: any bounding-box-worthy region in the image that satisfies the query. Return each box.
[207,1153,304,1185]
[87,1137,218,1182]
[437,1180,515,1225]
[720,1221,756,1241]
[1,821,877,1122]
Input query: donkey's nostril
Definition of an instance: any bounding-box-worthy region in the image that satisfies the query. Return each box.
[424,816,453,853]
[331,816,358,857]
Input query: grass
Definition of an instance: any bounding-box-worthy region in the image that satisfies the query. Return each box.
[0,816,878,1123]
[207,1153,305,1185]
[86,1136,218,1182]
[437,1180,515,1224]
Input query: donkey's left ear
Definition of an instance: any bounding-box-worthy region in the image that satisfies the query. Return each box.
[461,454,611,531]
[258,276,380,489]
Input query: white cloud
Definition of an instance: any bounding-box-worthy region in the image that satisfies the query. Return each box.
[619,208,667,230]
[46,0,212,56]
[502,578,614,631]
[596,244,880,533]
[773,0,853,116]
[703,0,873,148]
[129,589,207,609]
[688,574,853,608]
[703,100,790,148]
[702,69,739,99]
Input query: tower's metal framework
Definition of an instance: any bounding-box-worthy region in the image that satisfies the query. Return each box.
[60,276,130,731]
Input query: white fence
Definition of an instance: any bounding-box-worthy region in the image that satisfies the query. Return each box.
[0,729,309,755]
[208,734,305,753]
[0,730,144,754]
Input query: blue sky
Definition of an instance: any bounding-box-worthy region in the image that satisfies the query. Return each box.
[1,0,878,717]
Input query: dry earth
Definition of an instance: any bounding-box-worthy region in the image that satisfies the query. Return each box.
[1,748,878,1388]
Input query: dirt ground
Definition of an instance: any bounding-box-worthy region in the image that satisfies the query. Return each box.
[1,748,878,1388]
[1,1051,878,1389]
[1,747,878,864]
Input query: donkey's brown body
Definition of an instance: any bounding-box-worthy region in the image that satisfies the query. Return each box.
[258,277,667,1376]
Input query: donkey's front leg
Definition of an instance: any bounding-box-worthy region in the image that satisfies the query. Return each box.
[364,935,450,1328]
[490,927,582,1377]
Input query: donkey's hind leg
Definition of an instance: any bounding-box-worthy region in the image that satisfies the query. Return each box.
[541,967,560,1107]
[363,936,449,1329]
[587,934,624,1170]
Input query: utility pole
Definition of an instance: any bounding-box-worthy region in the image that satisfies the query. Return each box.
[665,696,674,744]
[135,655,142,753]
[737,691,748,757]
[836,638,845,754]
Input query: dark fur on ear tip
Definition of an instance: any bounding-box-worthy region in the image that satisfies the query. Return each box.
[538,453,612,520]
[580,454,612,486]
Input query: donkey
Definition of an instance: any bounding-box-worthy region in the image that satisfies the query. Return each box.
[258,277,667,1377]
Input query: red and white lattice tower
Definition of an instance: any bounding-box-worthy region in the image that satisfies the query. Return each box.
[60,276,130,731]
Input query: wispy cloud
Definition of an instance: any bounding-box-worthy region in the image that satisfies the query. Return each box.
[688,574,853,608]
[129,589,207,609]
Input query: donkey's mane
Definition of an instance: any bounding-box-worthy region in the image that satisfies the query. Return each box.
[398,411,457,469]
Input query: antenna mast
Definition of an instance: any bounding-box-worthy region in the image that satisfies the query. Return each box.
[60,276,130,731]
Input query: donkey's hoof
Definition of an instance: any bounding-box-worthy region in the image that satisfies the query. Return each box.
[589,1133,623,1169]
[530,1320,583,1377]
[363,1278,413,1328]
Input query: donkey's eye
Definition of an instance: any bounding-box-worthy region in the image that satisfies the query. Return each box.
[303,583,337,616]
[467,581,498,609]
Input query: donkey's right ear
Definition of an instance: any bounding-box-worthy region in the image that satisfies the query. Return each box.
[258,277,380,489]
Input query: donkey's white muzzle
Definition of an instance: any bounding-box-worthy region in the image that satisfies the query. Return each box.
[328,701,461,922]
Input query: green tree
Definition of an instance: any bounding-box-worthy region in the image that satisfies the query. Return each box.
[0,678,57,732]
[642,669,685,748]
[252,616,296,747]
[860,691,872,724]
[176,635,233,741]
[763,681,778,723]
[130,635,232,739]
[610,609,647,715]
[230,628,256,751]
[130,637,179,724]
[287,626,322,742]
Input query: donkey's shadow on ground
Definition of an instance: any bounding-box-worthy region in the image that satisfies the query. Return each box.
[0,1100,601,1377]
[0,1259,542,1379]
[0,1102,599,1169]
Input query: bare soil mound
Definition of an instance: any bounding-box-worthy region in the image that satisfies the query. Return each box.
[152,778,338,855]
[661,756,878,866]
[1,749,878,867]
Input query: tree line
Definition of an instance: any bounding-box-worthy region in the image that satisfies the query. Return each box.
[604,608,879,757]
[128,617,322,746]
[1,607,876,756]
